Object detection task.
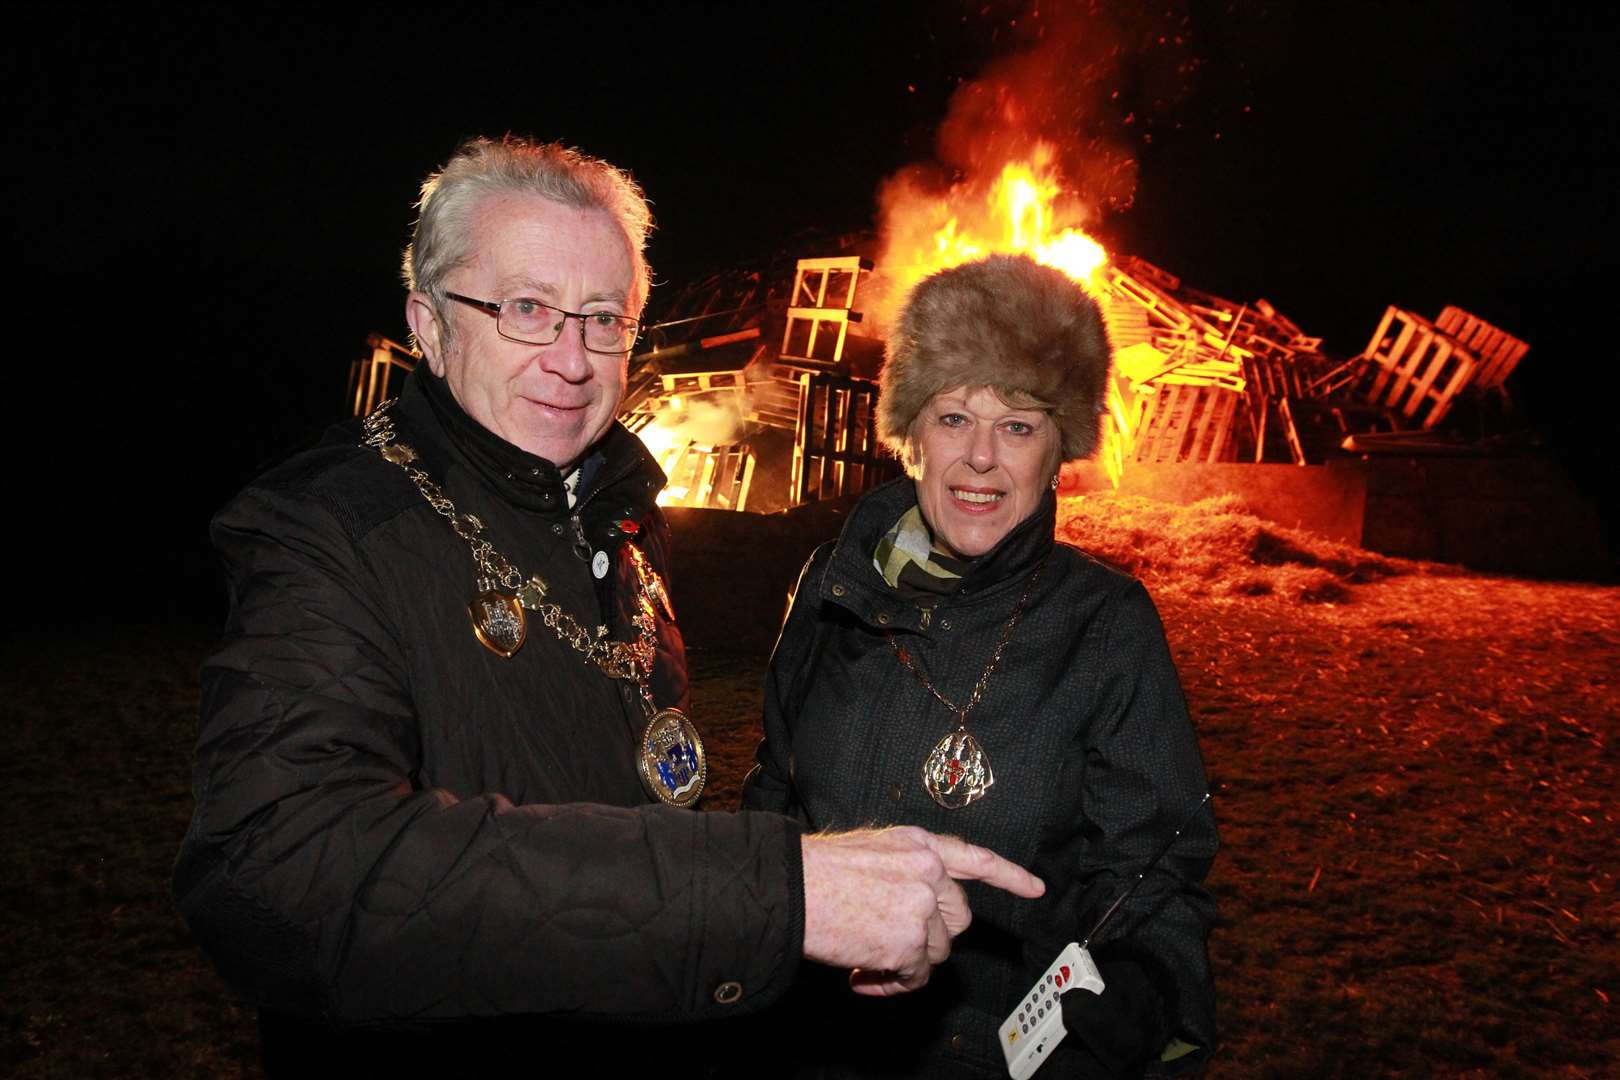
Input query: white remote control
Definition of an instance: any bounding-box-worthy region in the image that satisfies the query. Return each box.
[998,941,1105,1080]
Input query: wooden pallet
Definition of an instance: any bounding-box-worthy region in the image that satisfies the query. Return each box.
[747,371,802,430]
[654,439,755,511]
[347,335,417,417]
[1435,305,1528,392]
[1237,351,1307,465]
[1102,294,1154,351]
[779,256,873,370]
[1363,307,1478,429]
[1307,307,1480,430]
[659,369,748,396]
[1241,338,1308,400]
[1115,255,1183,294]
[1105,265,1201,338]
[1130,382,1240,464]
[791,372,899,504]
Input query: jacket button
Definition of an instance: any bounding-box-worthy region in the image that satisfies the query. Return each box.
[949,1033,964,1050]
[876,613,890,625]
[831,584,846,597]
[713,980,743,1005]
[888,783,902,802]
[940,619,952,630]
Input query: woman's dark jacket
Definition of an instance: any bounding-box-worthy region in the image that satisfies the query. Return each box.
[742,478,1217,1078]
[173,368,802,1071]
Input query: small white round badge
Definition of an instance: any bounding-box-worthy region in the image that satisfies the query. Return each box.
[592,550,610,579]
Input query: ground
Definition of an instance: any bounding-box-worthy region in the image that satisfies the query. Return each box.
[3,496,1616,1077]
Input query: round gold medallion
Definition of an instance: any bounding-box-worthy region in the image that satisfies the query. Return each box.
[638,708,706,807]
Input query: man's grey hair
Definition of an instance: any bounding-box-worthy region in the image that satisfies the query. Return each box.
[403,135,654,346]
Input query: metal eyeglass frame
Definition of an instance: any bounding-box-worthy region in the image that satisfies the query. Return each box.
[441,291,641,354]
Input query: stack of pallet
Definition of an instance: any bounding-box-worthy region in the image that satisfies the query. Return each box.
[1308,305,1528,433]
[612,254,899,510]
[350,245,1531,495]
[586,241,1538,513]
[1096,257,1326,466]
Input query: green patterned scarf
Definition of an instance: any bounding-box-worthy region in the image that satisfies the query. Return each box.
[873,506,972,600]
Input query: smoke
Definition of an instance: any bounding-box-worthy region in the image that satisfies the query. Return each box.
[932,5,1144,214]
[642,394,749,451]
[669,396,747,445]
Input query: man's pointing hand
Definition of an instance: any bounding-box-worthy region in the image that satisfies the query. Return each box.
[800,826,1045,997]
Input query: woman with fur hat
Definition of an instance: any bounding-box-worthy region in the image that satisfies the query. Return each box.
[742,255,1218,1079]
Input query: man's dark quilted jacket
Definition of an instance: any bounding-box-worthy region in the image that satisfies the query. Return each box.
[173,369,802,1067]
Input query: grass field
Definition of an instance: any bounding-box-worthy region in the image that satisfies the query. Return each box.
[4,495,1616,1077]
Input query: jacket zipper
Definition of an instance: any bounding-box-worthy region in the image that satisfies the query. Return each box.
[568,513,592,561]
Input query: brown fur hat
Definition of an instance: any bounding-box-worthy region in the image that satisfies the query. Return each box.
[878,254,1112,461]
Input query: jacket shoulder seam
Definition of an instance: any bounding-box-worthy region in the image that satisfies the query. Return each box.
[240,446,422,545]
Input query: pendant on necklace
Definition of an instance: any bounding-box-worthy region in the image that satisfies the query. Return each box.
[469,589,527,658]
[638,707,707,807]
[922,728,994,809]
[644,570,674,622]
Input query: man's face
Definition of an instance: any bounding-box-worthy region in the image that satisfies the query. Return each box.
[409,193,637,470]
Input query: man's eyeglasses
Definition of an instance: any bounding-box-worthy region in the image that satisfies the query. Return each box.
[442,292,641,354]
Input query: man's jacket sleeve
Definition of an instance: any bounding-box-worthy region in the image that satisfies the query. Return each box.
[173,483,803,1023]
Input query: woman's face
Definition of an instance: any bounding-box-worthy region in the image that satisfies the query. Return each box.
[910,386,1059,560]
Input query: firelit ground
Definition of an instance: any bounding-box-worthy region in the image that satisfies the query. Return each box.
[3,495,1615,1077]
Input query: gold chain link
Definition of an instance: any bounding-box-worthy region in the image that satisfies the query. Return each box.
[887,555,1047,725]
[363,400,657,683]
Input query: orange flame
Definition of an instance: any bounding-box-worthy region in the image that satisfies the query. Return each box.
[873,140,1126,486]
[876,142,1109,327]
[1101,381,1132,489]
[631,393,751,507]
[633,419,690,507]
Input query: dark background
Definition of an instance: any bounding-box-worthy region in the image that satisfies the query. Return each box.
[8,1,1615,624]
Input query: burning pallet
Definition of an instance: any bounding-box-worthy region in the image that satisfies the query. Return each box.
[616,254,896,512]
[791,371,900,504]
[622,413,755,511]
[1086,256,1527,469]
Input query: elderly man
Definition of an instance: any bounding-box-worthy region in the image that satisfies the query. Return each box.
[174,136,1042,1072]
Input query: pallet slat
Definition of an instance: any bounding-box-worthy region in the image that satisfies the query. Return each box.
[791,372,899,503]
[1130,384,1240,463]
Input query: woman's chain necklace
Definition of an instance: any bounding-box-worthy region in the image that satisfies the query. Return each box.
[887,555,1047,809]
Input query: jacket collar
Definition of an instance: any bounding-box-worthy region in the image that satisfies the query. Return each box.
[817,476,1056,632]
[398,366,664,517]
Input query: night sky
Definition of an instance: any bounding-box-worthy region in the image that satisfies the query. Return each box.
[9,2,1615,621]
